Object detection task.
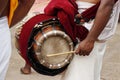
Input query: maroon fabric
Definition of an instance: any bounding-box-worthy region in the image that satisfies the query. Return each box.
[81,2,100,22]
[19,14,56,64]
[115,0,118,2]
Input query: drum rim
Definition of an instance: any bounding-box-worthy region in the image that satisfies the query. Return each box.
[33,30,74,69]
[26,18,74,76]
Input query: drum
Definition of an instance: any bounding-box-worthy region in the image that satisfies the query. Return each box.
[15,14,74,76]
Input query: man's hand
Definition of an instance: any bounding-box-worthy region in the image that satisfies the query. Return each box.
[75,39,95,56]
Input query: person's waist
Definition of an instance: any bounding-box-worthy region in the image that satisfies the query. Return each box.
[0,14,7,18]
[0,10,9,18]
[76,1,96,13]
[0,3,9,18]
[76,1,95,9]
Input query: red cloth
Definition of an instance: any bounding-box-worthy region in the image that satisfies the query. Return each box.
[44,0,88,42]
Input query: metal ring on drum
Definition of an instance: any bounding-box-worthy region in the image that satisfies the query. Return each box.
[27,18,74,76]
[33,30,74,69]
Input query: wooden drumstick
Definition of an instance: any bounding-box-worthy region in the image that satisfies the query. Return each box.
[47,51,75,57]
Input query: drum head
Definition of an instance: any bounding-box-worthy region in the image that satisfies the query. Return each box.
[38,35,71,69]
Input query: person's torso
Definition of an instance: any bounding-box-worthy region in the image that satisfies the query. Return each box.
[0,0,9,18]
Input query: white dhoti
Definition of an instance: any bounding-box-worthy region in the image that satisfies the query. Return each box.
[62,42,106,80]
[0,16,11,80]
[61,1,120,80]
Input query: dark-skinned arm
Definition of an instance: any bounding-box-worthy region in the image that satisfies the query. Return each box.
[10,0,35,27]
[75,0,115,56]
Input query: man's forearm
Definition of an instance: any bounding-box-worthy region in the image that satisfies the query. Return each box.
[85,0,115,41]
[10,0,35,27]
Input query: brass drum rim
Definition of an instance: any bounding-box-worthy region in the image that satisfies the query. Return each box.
[33,30,74,69]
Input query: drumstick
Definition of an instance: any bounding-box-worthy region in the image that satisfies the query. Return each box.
[47,51,75,57]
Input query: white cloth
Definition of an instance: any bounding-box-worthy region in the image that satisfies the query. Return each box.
[0,16,11,80]
[62,42,106,80]
[61,1,120,80]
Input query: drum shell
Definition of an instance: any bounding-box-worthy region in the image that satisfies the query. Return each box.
[32,25,74,69]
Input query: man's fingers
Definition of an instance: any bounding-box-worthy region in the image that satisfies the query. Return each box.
[75,48,80,55]
[75,49,90,56]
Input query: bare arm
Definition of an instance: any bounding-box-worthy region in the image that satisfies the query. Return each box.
[86,0,114,41]
[75,0,115,55]
[10,0,35,27]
